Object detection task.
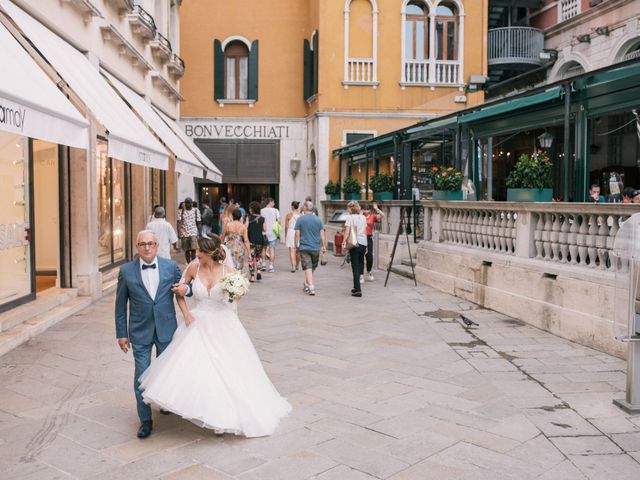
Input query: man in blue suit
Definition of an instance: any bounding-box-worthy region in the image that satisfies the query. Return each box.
[115,230,189,438]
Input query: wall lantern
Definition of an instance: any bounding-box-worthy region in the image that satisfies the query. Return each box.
[538,131,554,149]
[290,153,301,178]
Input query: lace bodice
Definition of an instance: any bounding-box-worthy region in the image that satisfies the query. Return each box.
[189,266,237,313]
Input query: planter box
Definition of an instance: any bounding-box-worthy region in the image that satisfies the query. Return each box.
[507,188,553,202]
[343,193,361,201]
[373,192,393,201]
[327,193,340,200]
[432,190,463,201]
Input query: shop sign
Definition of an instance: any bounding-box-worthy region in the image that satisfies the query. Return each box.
[184,123,290,139]
[0,99,27,133]
[0,222,29,250]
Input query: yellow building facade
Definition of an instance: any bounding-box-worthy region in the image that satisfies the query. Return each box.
[180,0,487,211]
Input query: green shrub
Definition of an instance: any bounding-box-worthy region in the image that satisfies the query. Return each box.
[426,165,463,191]
[505,150,552,189]
[369,173,394,192]
[342,176,362,194]
[324,180,341,195]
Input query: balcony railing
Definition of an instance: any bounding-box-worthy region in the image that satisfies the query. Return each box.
[150,31,172,62]
[402,59,461,85]
[168,53,185,79]
[623,49,640,61]
[345,58,376,84]
[127,4,156,41]
[488,27,544,67]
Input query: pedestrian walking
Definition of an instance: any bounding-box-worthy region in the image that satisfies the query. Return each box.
[362,202,385,281]
[201,203,215,237]
[285,201,301,272]
[217,196,228,234]
[177,197,201,263]
[343,201,367,297]
[114,230,189,439]
[260,198,281,272]
[294,200,326,296]
[221,208,251,271]
[304,195,319,216]
[146,206,178,259]
[247,201,266,282]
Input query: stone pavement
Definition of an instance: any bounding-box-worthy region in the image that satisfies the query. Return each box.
[1,246,640,479]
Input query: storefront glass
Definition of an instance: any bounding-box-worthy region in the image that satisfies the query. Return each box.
[0,132,32,309]
[588,110,640,201]
[97,140,128,268]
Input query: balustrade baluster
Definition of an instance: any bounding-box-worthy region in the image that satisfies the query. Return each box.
[559,214,570,263]
[568,213,579,264]
[534,213,544,259]
[506,213,515,253]
[541,213,552,261]
[550,214,561,262]
[587,215,598,268]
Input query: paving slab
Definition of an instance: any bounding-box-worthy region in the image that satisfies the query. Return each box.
[0,246,639,478]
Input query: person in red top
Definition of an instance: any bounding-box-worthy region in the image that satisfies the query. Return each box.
[362,202,385,281]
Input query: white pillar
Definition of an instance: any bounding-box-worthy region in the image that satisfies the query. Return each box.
[429,12,436,83]
[400,11,407,83]
[372,9,378,83]
[458,13,465,84]
[344,6,350,83]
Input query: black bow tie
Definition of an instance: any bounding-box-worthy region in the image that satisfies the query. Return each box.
[142,263,157,270]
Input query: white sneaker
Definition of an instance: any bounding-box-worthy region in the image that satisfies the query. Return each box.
[303,283,309,292]
[308,286,316,296]
[359,275,364,284]
[367,273,374,281]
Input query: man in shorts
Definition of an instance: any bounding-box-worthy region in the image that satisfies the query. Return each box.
[260,198,280,272]
[177,197,201,263]
[294,200,326,296]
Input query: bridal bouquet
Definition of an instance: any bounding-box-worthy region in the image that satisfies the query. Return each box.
[219,271,250,302]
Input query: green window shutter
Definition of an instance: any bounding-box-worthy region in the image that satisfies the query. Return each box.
[213,39,225,100]
[248,40,259,101]
[303,39,311,100]
[312,32,319,95]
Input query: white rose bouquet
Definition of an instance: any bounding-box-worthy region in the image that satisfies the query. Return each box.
[218,270,250,302]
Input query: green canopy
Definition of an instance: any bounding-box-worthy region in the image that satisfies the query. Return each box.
[459,87,562,124]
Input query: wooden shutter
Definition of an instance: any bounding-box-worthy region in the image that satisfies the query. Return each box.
[248,40,259,101]
[303,39,311,100]
[312,32,319,95]
[213,39,225,100]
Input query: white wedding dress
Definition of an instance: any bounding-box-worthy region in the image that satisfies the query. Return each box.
[139,265,292,437]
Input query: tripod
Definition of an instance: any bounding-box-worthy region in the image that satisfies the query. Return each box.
[384,207,417,287]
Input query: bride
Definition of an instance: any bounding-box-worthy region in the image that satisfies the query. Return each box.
[139,235,291,437]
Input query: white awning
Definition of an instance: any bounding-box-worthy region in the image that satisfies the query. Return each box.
[0,20,88,148]
[102,71,205,179]
[152,106,223,183]
[0,0,168,170]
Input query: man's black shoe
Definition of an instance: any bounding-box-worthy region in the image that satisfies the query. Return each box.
[351,291,362,297]
[137,421,153,439]
[159,409,172,415]
[351,288,357,294]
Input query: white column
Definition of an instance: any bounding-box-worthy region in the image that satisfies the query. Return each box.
[400,11,407,83]
[372,10,378,83]
[429,12,436,83]
[344,7,350,83]
[458,13,465,84]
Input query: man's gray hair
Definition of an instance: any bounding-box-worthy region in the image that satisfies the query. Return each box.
[154,206,166,218]
[136,230,158,242]
[304,200,314,212]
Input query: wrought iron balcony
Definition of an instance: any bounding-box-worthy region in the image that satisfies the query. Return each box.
[127,4,156,41]
[150,32,172,62]
[168,53,185,79]
[488,27,544,67]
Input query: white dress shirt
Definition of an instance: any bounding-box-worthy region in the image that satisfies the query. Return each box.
[140,256,160,300]
[146,218,178,259]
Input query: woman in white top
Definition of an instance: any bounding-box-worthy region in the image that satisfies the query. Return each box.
[284,201,301,272]
[343,201,368,297]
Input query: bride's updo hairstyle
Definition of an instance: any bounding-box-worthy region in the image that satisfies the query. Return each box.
[197,235,226,263]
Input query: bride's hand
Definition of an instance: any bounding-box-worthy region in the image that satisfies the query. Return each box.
[184,313,195,326]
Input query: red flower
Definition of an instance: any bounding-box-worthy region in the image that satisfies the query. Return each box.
[442,172,447,177]
[431,166,439,172]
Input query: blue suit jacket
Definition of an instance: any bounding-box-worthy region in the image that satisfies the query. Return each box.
[115,257,183,344]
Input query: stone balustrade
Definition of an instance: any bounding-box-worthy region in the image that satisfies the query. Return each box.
[322,200,640,272]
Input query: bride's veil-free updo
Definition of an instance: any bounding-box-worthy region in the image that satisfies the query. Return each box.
[198,235,226,263]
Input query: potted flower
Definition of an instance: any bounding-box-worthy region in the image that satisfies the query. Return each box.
[342,176,362,200]
[427,165,464,200]
[324,180,341,200]
[369,172,394,201]
[505,150,553,202]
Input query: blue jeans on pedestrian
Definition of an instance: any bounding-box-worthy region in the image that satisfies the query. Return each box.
[132,331,170,423]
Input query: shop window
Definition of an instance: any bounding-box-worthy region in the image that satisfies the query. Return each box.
[0,133,31,310]
[97,140,129,269]
[214,37,259,102]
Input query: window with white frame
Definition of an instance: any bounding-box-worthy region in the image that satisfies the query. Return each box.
[225,41,249,100]
[401,0,463,87]
[343,0,378,85]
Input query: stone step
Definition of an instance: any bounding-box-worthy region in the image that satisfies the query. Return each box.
[401,258,416,267]
[0,295,92,357]
[0,287,78,332]
[390,264,415,280]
